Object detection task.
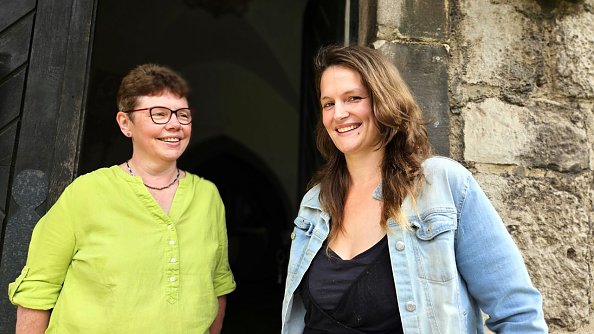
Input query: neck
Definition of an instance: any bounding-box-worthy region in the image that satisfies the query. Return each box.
[128,156,177,177]
[126,157,180,191]
[344,149,384,188]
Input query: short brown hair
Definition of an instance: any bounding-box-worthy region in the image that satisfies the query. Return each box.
[116,64,190,111]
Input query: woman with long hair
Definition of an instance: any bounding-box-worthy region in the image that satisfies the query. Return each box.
[281,45,547,334]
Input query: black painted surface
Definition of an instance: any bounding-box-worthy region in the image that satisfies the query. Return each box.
[0,0,35,32]
[0,123,18,213]
[380,42,450,156]
[0,170,48,333]
[0,0,96,332]
[0,14,33,79]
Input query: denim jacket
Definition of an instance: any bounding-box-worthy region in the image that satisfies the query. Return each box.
[281,157,547,334]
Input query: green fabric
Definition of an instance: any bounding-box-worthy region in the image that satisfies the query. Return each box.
[8,166,236,333]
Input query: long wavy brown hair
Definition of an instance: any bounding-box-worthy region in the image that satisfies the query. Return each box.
[310,45,431,239]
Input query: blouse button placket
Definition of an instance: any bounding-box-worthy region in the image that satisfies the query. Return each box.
[166,223,180,303]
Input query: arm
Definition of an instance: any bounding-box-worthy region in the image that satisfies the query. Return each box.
[209,295,227,334]
[455,175,547,333]
[8,184,78,328]
[15,306,50,334]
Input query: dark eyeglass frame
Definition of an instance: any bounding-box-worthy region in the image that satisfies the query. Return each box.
[122,106,193,125]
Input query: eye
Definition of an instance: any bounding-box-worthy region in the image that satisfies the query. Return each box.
[347,96,364,103]
[321,101,334,110]
[153,111,168,117]
[177,109,191,119]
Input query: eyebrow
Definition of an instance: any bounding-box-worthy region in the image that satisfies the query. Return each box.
[320,88,366,101]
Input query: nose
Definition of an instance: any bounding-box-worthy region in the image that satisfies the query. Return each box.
[333,102,349,120]
[165,113,182,128]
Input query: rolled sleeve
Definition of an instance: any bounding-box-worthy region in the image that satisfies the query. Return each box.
[212,199,236,297]
[8,188,76,310]
[8,266,62,310]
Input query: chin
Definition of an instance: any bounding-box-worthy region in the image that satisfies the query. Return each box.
[159,152,184,162]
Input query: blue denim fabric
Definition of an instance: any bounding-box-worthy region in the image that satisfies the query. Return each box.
[281,157,547,334]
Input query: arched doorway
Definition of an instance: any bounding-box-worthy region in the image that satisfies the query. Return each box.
[179,136,290,332]
[78,0,350,332]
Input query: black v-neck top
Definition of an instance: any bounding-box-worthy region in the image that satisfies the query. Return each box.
[301,236,403,333]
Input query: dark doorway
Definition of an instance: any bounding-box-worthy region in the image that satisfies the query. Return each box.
[179,136,288,332]
[298,0,358,195]
[79,0,349,333]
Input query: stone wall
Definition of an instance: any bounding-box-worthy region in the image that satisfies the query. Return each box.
[376,0,594,331]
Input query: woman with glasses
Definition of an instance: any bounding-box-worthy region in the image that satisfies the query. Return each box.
[9,64,236,334]
[281,46,547,333]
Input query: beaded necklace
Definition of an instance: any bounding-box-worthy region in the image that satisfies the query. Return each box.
[125,160,180,190]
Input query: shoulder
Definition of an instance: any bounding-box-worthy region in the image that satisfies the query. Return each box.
[404,157,474,214]
[66,166,119,192]
[421,156,473,192]
[299,184,322,210]
[422,156,472,180]
[183,171,218,191]
[182,171,223,204]
[45,167,120,212]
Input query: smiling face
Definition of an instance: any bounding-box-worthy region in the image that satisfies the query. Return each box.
[320,65,382,158]
[117,91,192,164]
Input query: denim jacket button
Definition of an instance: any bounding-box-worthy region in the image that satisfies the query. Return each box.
[290,232,296,240]
[406,301,416,312]
[396,241,405,251]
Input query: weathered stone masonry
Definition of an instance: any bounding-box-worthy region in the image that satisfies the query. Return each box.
[374,0,594,332]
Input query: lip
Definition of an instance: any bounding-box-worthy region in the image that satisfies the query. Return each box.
[158,137,182,144]
[335,123,362,134]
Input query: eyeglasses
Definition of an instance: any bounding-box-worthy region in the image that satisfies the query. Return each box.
[123,106,193,125]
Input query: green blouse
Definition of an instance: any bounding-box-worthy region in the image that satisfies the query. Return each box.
[9,166,236,333]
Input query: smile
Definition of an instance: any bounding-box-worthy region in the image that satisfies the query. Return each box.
[159,137,181,142]
[336,124,361,133]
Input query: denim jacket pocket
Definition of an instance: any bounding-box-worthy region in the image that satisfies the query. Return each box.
[293,216,315,236]
[287,216,314,277]
[410,208,457,282]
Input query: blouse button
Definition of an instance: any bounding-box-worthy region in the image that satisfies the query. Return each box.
[167,224,173,230]
[170,258,177,263]
[406,301,416,312]
[169,277,176,282]
[396,241,405,251]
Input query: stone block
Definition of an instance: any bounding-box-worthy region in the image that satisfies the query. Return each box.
[450,0,543,95]
[376,41,450,156]
[552,10,594,98]
[463,98,589,172]
[474,170,592,331]
[377,0,448,40]
[587,103,594,170]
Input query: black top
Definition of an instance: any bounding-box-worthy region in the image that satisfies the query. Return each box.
[301,236,403,334]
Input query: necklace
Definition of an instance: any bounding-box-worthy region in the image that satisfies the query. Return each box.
[125,160,180,190]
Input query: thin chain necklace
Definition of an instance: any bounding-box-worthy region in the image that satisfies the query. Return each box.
[125,160,180,190]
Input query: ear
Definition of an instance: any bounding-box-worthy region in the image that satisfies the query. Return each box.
[116,112,132,137]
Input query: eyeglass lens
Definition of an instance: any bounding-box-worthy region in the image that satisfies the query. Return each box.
[150,107,192,124]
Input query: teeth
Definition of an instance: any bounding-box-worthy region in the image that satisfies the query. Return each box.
[337,124,360,133]
[160,137,180,142]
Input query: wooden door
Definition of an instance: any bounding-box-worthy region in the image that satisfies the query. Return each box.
[0,1,96,332]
